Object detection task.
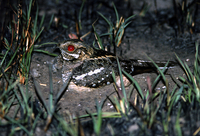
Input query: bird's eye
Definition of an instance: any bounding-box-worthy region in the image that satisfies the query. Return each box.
[67,45,75,52]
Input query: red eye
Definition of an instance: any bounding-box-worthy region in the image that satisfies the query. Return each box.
[67,45,75,52]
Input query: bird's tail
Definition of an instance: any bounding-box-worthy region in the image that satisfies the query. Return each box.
[120,59,177,76]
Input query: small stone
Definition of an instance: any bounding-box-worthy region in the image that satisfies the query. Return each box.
[128,124,139,133]
[31,69,40,78]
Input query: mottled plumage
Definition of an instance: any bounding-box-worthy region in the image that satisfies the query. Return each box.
[53,39,175,88]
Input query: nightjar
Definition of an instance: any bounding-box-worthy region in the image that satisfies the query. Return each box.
[53,39,175,88]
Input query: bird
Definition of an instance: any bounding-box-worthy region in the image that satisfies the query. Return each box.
[52,39,176,88]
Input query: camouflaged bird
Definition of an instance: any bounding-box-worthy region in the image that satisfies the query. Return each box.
[52,39,175,88]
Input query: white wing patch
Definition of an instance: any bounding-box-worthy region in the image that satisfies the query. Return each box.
[74,67,104,80]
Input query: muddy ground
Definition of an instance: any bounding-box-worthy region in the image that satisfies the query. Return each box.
[27,0,199,117]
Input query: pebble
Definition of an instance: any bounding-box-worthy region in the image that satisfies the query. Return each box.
[31,69,41,78]
[128,124,139,133]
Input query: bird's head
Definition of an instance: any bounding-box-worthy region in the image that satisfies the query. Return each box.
[59,39,94,61]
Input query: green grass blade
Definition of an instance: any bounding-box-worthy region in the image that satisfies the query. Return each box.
[112,2,119,23]
[100,32,113,37]
[26,45,34,74]
[39,13,45,30]
[6,79,19,92]
[54,72,73,105]
[173,86,183,106]
[33,78,49,113]
[4,96,15,114]
[18,84,31,112]
[146,59,170,92]
[48,14,54,29]
[35,26,44,42]
[86,99,103,136]
[175,54,191,81]
[127,84,134,99]
[0,46,10,66]
[122,21,132,29]
[34,42,58,48]
[27,0,33,27]
[30,111,42,134]
[94,99,103,136]
[33,49,58,56]
[146,56,168,82]
[116,58,127,102]
[48,65,54,113]
[5,46,20,70]
[78,0,85,30]
[55,114,77,136]
[6,117,33,135]
[97,12,113,28]
[175,108,182,136]
[184,62,194,81]
[124,15,136,24]
[3,37,10,49]
[33,5,39,36]
[112,69,117,83]
[122,70,144,100]
[194,41,199,76]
